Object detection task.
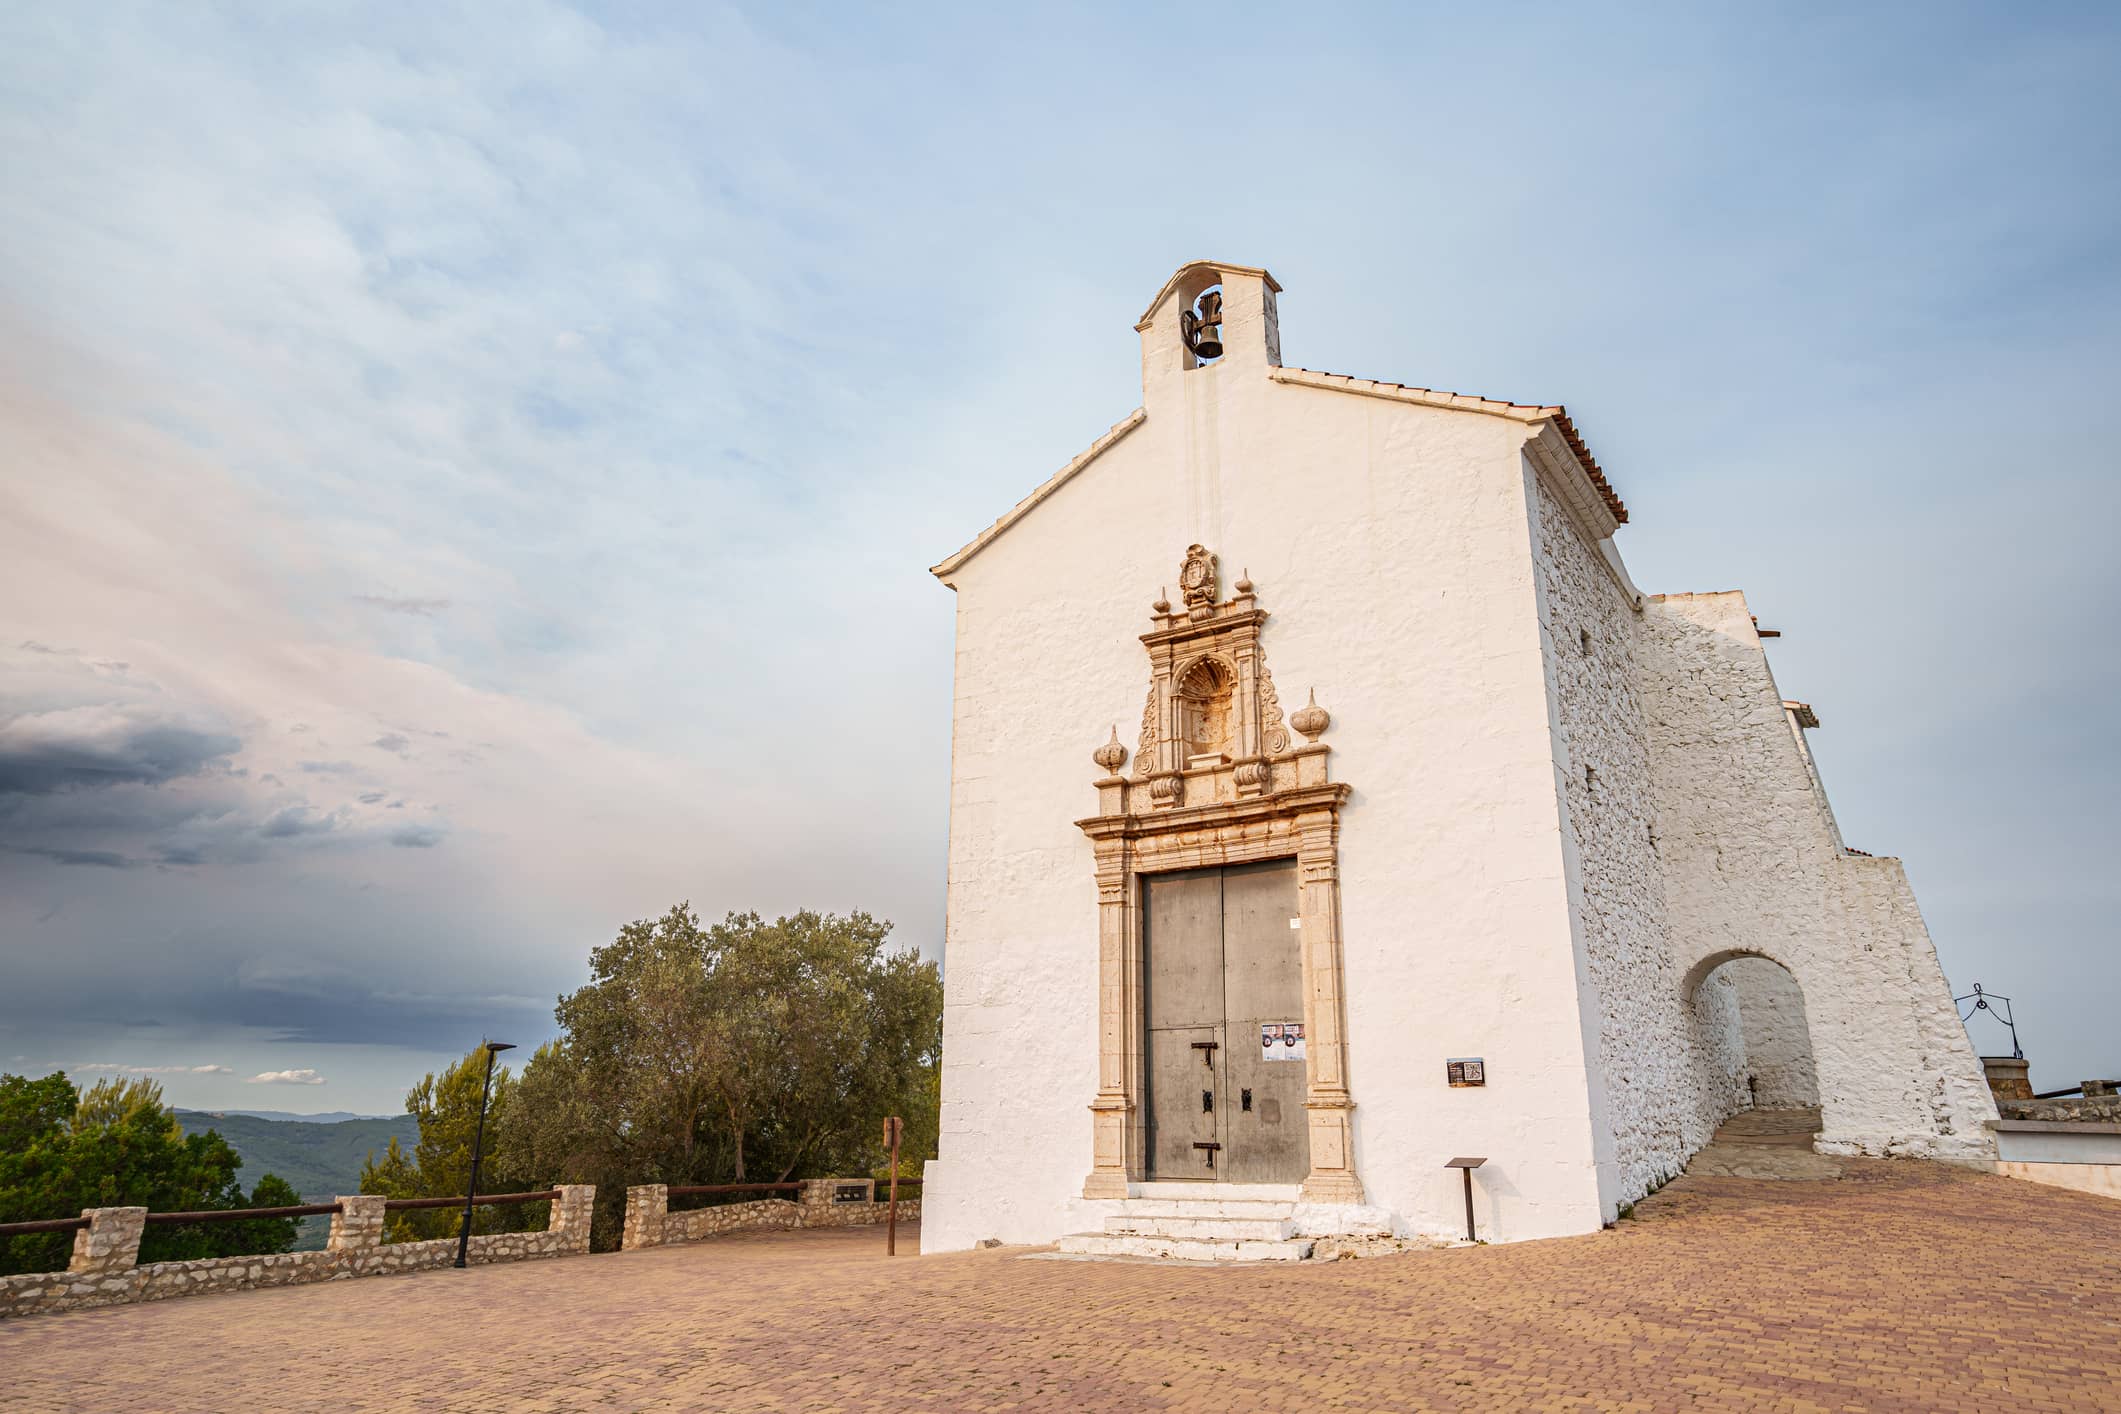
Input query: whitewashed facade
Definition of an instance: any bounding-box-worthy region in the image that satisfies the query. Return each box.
[921,260,1995,1252]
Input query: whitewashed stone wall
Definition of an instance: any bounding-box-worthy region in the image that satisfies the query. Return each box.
[1639,592,1995,1161]
[1724,956,1820,1107]
[1689,969,1750,1117]
[1528,465,1690,1209]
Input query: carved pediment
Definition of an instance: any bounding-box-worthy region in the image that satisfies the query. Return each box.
[1095,548,1331,815]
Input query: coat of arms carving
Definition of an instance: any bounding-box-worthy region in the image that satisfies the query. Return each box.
[1178,544,1219,610]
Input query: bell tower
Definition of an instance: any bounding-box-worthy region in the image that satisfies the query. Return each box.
[1136,260,1283,414]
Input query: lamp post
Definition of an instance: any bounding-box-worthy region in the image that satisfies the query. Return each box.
[454,1040,515,1270]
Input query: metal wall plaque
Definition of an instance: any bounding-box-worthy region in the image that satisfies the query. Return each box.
[1446,1057,1486,1087]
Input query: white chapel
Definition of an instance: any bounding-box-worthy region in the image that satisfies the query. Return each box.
[920,259,1996,1256]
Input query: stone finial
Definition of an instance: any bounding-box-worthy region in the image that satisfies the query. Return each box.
[1092,725,1128,776]
[1291,689,1330,743]
[1234,568,1254,595]
[1152,587,1171,616]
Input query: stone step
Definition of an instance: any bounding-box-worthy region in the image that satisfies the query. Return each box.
[1102,1214,1293,1241]
[1110,1198,1295,1220]
[1130,1181,1300,1202]
[1055,1231,1316,1263]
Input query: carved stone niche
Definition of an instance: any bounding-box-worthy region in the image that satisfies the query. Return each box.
[1077,550,1361,1205]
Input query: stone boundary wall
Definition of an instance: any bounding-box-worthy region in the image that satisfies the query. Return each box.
[622,1179,920,1250]
[0,1187,595,1321]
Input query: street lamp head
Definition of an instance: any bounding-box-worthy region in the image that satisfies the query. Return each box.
[483,1040,517,1054]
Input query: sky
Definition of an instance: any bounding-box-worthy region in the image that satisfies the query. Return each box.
[1,1,2115,1113]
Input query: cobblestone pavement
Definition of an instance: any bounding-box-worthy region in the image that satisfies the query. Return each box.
[5,1160,2117,1412]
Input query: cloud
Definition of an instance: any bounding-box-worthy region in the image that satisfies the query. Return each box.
[77,1062,233,1075]
[388,825,443,848]
[357,790,387,804]
[371,733,409,755]
[0,705,239,796]
[2,844,135,868]
[354,596,451,617]
[258,807,337,839]
[247,1069,326,1086]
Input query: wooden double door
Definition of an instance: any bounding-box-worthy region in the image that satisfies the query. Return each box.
[1143,860,1311,1183]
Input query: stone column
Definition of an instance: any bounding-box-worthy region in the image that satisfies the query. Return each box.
[327,1195,385,1253]
[69,1207,146,1276]
[1084,836,1139,1199]
[622,1184,667,1250]
[549,1185,595,1252]
[1296,804,1363,1204]
[796,1178,844,1226]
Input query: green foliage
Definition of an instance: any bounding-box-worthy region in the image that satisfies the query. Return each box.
[492,904,942,1249]
[359,1047,536,1242]
[0,1072,301,1275]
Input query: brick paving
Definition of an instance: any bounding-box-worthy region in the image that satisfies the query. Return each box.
[4,1158,2117,1412]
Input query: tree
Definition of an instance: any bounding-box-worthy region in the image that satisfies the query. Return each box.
[359,1046,534,1242]
[0,1073,300,1275]
[492,904,942,1248]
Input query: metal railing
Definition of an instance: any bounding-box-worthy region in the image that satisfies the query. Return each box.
[0,1215,92,1237]
[382,1190,557,1212]
[144,1203,343,1225]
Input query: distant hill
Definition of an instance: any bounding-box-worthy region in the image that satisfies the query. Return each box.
[175,1110,418,1205]
[207,1109,397,1124]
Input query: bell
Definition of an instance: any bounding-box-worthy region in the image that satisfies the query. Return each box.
[1185,290,1224,361]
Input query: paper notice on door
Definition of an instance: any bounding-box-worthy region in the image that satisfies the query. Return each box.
[1260,1022,1305,1061]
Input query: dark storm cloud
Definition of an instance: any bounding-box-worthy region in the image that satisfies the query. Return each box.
[1,843,135,868]
[0,710,239,795]
[353,595,450,617]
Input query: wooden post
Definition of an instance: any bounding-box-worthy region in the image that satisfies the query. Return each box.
[883,1115,902,1256]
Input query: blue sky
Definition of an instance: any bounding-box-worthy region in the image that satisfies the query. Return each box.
[1,1,2115,1111]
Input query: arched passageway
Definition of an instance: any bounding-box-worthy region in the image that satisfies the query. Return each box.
[1689,954,1821,1128]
